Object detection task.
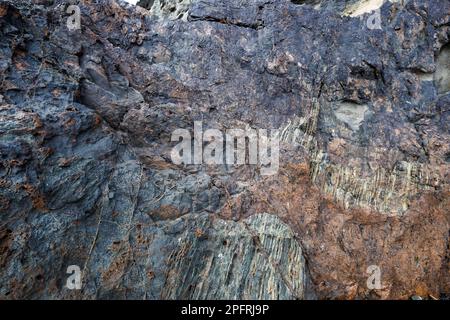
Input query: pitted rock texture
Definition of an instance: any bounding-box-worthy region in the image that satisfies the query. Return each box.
[0,0,449,299]
[140,0,191,21]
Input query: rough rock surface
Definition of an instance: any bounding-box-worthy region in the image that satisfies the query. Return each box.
[0,0,449,299]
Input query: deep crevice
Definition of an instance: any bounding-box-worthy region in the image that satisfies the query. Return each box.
[189,15,265,30]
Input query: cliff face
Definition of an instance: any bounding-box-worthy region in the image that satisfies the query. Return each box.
[0,0,449,299]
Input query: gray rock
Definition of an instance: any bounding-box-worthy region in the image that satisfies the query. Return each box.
[0,0,449,300]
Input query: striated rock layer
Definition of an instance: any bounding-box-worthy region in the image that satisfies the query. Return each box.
[0,0,449,299]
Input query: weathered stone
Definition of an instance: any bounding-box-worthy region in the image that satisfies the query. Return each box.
[435,44,450,94]
[161,213,307,300]
[0,0,449,300]
[334,102,369,131]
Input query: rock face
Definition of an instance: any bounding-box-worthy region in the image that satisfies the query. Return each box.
[161,213,307,300]
[0,0,449,299]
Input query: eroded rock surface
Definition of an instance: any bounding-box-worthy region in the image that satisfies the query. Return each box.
[161,213,307,300]
[0,0,449,299]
